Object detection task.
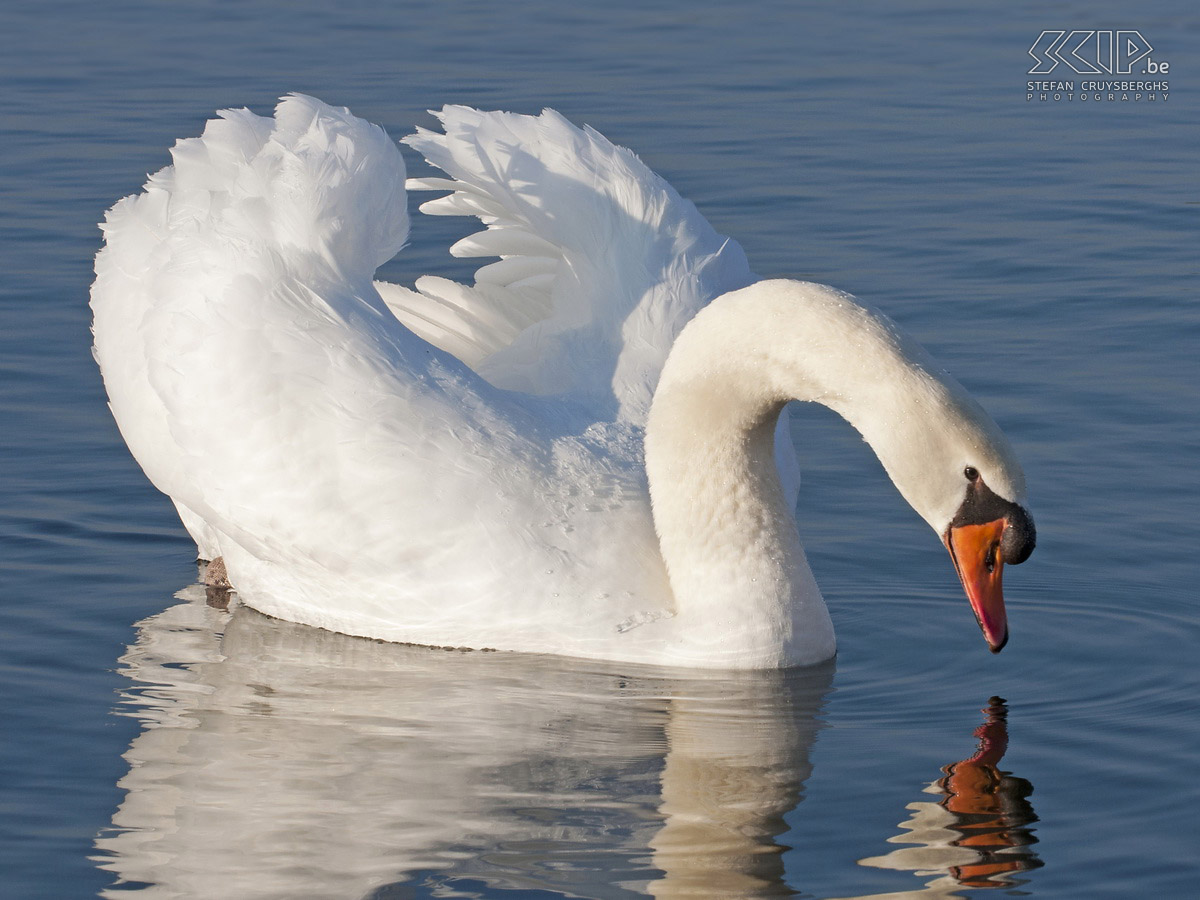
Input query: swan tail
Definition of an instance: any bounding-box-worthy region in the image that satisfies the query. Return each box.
[401,107,753,423]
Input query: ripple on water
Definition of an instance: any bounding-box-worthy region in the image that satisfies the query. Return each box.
[824,581,1199,731]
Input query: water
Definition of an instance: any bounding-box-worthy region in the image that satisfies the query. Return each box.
[1,1,1196,897]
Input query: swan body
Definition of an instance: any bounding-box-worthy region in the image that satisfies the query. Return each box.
[91,96,1034,668]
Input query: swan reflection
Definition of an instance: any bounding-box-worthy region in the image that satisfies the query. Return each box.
[95,589,833,898]
[848,697,1041,897]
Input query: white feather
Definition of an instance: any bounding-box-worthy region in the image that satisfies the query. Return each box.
[91,96,1029,668]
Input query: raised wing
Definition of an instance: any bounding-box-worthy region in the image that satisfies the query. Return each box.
[90,95,544,577]
[392,106,754,425]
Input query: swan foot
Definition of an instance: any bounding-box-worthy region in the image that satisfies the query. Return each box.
[202,556,230,588]
[201,557,233,610]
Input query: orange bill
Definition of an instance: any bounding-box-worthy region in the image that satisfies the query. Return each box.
[944,518,1008,652]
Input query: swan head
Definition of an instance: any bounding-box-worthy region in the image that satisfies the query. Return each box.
[940,467,1036,653]
[748,281,1039,654]
[846,321,1037,656]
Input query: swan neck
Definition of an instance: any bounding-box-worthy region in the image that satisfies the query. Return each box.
[645,297,835,666]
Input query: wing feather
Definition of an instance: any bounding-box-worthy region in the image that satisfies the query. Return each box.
[92,95,543,573]
[387,106,754,424]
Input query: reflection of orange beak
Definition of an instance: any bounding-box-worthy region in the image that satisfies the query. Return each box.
[944,519,1008,652]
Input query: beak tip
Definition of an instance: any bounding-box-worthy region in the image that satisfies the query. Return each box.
[987,630,1009,654]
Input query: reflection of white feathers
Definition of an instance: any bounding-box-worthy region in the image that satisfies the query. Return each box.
[848,792,986,899]
[92,96,1026,667]
[844,776,1040,898]
[95,595,830,898]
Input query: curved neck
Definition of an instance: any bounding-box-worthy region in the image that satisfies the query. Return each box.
[644,285,871,667]
[644,278,983,667]
[643,279,1025,668]
[647,383,826,666]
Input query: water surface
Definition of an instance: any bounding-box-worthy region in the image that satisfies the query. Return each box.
[1,1,1197,897]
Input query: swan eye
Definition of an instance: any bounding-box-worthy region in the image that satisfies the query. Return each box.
[964,466,979,482]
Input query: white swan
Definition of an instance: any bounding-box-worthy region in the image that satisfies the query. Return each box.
[90,95,1035,669]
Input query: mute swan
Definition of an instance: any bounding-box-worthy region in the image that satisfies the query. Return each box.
[90,95,1035,669]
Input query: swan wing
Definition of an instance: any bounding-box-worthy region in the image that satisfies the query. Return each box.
[91,95,551,585]
[392,106,755,425]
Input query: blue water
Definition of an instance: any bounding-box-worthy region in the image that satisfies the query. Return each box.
[1,1,1197,897]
